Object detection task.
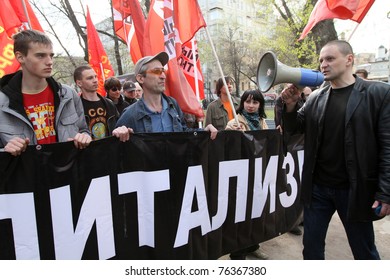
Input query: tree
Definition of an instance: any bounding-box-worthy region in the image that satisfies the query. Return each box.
[271,0,338,67]
[219,26,250,97]
[31,0,152,84]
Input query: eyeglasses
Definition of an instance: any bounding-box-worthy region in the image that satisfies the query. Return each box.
[110,87,121,91]
[145,68,166,75]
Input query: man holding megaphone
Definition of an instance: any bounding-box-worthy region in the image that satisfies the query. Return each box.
[280,40,390,260]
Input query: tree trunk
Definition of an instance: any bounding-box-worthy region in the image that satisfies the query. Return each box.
[62,0,88,62]
[311,20,339,54]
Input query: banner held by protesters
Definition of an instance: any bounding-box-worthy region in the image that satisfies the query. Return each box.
[0,130,304,260]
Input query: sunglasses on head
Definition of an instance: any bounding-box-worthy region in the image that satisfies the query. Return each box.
[110,87,121,91]
[145,68,166,75]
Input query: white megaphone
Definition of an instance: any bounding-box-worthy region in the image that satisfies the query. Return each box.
[257,51,324,93]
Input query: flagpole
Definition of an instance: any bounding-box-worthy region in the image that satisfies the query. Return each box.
[191,38,201,102]
[191,38,203,128]
[347,22,360,42]
[204,27,239,126]
[21,0,32,29]
[99,63,106,94]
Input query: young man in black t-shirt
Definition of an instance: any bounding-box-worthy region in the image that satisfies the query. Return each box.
[73,65,132,141]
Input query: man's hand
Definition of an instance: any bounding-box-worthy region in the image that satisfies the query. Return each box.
[4,137,30,156]
[112,126,133,142]
[204,124,218,140]
[372,200,390,217]
[281,84,302,112]
[68,133,92,149]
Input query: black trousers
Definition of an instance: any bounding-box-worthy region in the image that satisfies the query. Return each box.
[230,244,260,259]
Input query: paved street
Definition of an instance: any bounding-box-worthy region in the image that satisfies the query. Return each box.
[220,214,390,260]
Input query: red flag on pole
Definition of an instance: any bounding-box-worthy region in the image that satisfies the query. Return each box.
[299,0,375,40]
[143,0,205,118]
[86,7,115,96]
[112,0,145,63]
[0,0,44,77]
[173,0,206,45]
[0,0,24,37]
[178,39,205,101]
[9,0,44,31]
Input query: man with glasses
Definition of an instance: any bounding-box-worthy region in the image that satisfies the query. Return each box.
[116,52,217,139]
[74,65,131,141]
[104,77,130,114]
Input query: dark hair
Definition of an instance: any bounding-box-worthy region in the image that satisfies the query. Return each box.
[237,89,266,119]
[355,69,368,79]
[324,40,353,56]
[104,77,121,92]
[13,30,52,56]
[73,65,93,82]
[215,76,234,97]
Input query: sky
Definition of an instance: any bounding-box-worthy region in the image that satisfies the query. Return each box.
[334,0,390,55]
[44,0,389,56]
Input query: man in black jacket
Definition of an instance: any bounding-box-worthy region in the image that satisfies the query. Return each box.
[282,40,390,259]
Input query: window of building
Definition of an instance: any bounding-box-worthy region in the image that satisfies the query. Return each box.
[209,7,223,21]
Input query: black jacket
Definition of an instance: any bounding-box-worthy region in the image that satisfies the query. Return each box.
[107,95,130,115]
[284,76,390,222]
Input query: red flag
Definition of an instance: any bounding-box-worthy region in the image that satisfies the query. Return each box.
[0,17,20,77]
[178,39,205,100]
[0,0,23,37]
[112,0,145,63]
[326,0,360,18]
[86,7,115,96]
[299,0,375,40]
[173,0,206,45]
[9,0,44,32]
[0,0,44,78]
[143,0,205,118]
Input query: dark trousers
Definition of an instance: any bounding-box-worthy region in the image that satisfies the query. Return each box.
[303,184,380,260]
[230,244,259,260]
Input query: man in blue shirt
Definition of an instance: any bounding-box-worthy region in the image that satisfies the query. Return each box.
[116,52,217,139]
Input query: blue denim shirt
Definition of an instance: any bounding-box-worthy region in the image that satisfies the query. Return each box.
[146,97,173,132]
[116,93,191,133]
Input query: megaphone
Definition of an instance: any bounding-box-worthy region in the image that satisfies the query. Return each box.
[257,51,324,93]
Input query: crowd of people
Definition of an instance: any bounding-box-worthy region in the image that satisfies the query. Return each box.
[1,29,389,260]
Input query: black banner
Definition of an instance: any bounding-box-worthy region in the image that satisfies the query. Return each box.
[0,130,304,260]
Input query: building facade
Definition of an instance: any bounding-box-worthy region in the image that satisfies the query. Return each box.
[356,46,390,82]
[197,0,276,99]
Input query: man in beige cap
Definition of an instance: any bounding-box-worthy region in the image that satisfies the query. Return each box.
[116,52,217,139]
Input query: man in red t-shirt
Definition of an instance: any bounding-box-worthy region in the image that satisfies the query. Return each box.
[0,31,131,156]
[0,30,93,156]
